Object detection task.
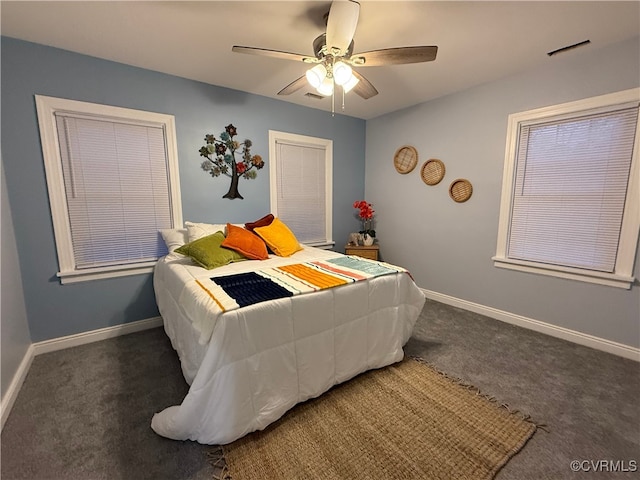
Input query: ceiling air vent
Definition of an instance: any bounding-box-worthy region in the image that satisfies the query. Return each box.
[547,39,591,56]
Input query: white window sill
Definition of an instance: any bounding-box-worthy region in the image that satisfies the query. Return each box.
[303,241,336,250]
[492,257,635,289]
[57,262,156,284]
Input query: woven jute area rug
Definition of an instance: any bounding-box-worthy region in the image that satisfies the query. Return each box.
[213,358,537,480]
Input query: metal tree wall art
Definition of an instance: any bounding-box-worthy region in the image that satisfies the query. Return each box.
[199,123,264,199]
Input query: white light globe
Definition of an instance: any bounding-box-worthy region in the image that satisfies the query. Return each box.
[305,64,327,89]
[342,75,360,93]
[317,76,334,96]
[333,61,353,86]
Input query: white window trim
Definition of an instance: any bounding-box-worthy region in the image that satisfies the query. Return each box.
[268,130,334,248]
[493,88,640,289]
[35,95,183,284]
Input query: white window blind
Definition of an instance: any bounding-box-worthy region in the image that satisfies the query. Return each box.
[494,89,640,289]
[55,114,173,269]
[508,106,638,272]
[275,142,326,243]
[36,95,182,283]
[269,131,333,247]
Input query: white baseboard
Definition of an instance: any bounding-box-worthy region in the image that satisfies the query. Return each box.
[422,289,640,362]
[1,316,163,431]
[1,344,35,430]
[32,316,163,356]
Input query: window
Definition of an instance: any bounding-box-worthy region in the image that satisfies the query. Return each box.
[494,89,640,289]
[36,95,182,284]
[268,131,333,247]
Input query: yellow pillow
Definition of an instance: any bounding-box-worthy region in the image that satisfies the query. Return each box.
[254,218,303,257]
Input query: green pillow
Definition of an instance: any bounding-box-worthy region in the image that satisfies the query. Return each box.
[175,231,247,269]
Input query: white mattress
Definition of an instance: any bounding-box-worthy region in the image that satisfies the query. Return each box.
[151,246,425,444]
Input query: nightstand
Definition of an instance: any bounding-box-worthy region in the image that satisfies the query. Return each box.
[344,244,379,261]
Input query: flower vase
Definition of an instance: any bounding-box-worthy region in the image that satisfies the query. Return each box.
[363,234,374,246]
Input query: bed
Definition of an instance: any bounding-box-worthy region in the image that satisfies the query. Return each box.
[150,221,425,445]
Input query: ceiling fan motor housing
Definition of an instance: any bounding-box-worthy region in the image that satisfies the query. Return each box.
[313,33,355,62]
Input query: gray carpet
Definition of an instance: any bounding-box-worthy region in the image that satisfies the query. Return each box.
[2,299,639,479]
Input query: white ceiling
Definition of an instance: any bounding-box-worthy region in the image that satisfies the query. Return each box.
[2,1,639,120]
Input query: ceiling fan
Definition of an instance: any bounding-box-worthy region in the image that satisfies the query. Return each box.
[232,0,437,106]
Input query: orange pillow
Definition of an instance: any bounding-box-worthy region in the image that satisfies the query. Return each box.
[254,218,303,257]
[221,223,269,260]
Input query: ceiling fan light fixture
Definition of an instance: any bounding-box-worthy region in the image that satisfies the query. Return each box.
[232,0,439,108]
[306,64,327,88]
[333,61,353,85]
[342,74,359,93]
[317,76,335,96]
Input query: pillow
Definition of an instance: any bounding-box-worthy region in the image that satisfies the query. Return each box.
[254,218,303,257]
[159,228,188,252]
[221,223,269,260]
[245,213,275,232]
[174,231,247,269]
[184,221,226,242]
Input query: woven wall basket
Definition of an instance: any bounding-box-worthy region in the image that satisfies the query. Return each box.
[449,179,473,202]
[393,145,418,174]
[421,159,445,186]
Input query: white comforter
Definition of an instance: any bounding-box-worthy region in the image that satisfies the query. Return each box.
[151,246,425,445]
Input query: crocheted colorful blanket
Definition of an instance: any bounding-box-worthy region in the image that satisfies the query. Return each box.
[195,256,407,312]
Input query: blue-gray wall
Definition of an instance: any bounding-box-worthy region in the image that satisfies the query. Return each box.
[1,159,32,402]
[3,34,639,353]
[1,37,366,342]
[366,36,640,349]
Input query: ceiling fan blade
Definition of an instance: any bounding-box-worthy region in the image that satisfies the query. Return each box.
[351,70,378,99]
[352,46,438,66]
[232,46,310,63]
[326,0,360,56]
[278,76,308,96]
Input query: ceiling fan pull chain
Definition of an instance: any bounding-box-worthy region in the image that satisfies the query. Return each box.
[331,87,335,117]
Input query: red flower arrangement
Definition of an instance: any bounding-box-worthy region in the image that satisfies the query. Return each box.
[353,200,376,238]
